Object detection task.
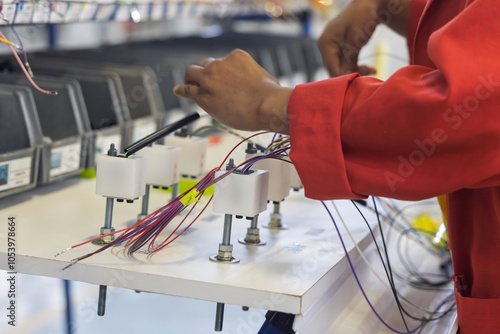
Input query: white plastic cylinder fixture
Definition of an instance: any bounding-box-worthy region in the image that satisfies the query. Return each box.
[213,169,269,217]
[286,157,303,190]
[96,155,146,200]
[246,153,291,202]
[290,166,303,190]
[138,144,181,187]
[164,135,208,178]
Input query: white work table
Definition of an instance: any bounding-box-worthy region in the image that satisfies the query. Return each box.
[0,177,456,333]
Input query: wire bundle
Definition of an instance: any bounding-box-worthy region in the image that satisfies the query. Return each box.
[326,198,455,334]
[58,132,291,268]
[0,13,57,95]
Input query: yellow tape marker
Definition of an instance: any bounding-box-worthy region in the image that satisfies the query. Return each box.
[179,189,200,206]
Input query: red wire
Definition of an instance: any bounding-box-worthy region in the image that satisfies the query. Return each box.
[217,131,271,171]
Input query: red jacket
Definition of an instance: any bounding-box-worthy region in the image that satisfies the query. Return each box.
[289,0,500,332]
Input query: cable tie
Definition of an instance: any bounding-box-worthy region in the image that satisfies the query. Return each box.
[179,189,200,206]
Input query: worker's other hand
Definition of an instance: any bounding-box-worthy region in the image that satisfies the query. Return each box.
[318,0,381,77]
[173,49,293,134]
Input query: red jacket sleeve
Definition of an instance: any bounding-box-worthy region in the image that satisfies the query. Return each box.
[406,0,427,57]
[289,0,500,201]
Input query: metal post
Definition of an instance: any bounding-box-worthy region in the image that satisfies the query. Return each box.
[104,198,114,229]
[171,182,179,201]
[263,201,288,229]
[138,184,150,222]
[239,215,266,246]
[222,214,232,246]
[141,184,150,216]
[214,302,225,331]
[97,285,107,316]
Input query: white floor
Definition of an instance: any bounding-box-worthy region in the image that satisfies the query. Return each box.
[0,273,266,334]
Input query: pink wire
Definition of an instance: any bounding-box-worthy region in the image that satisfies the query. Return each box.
[0,31,56,95]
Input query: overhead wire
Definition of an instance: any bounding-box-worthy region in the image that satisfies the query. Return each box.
[0,13,32,74]
[0,30,57,95]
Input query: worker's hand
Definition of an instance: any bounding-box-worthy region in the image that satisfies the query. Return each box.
[173,49,293,134]
[318,0,381,77]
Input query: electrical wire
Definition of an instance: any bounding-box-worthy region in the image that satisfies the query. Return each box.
[264,135,290,153]
[373,197,450,259]
[323,201,456,333]
[190,123,266,151]
[0,31,57,95]
[56,131,291,268]
[352,199,454,318]
[0,13,33,77]
[331,201,453,315]
[0,36,22,50]
[322,201,419,333]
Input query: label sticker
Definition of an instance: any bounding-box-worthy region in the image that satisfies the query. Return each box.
[32,2,51,23]
[0,4,18,24]
[95,4,116,22]
[49,2,68,23]
[150,2,165,21]
[49,142,81,177]
[0,157,31,192]
[14,3,34,24]
[64,3,84,23]
[284,243,307,254]
[136,3,150,21]
[79,3,98,21]
[114,5,131,22]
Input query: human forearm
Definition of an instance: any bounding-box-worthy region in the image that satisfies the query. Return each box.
[173,50,293,134]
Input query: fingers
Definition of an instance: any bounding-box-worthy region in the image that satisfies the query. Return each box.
[198,57,215,67]
[175,57,217,100]
[184,65,204,85]
[358,65,377,76]
[319,44,342,77]
[173,83,200,100]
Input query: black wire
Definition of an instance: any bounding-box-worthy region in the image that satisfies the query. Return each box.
[351,200,410,333]
[376,198,445,259]
[352,199,455,322]
[396,228,451,288]
[371,198,411,333]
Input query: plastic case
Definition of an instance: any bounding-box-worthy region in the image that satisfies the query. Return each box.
[95,155,146,200]
[164,135,207,178]
[138,144,181,187]
[0,74,91,185]
[31,56,162,147]
[213,169,269,217]
[30,57,132,164]
[0,84,43,198]
[246,153,291,202]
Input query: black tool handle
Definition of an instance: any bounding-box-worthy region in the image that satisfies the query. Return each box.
[124,113,200,157]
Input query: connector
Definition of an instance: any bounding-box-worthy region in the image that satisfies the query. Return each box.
[95,154,146,200]
[213,168,269,217]
[139,144,181,187]
[164,135,208,178]
[246,153,291,202]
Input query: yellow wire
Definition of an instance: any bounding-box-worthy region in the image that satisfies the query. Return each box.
[0,37,22,51]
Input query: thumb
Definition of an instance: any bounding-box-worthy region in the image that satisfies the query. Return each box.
[173,84,200,100]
